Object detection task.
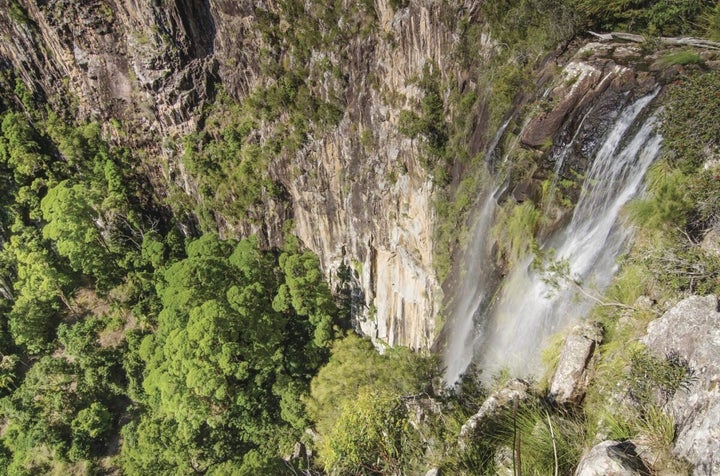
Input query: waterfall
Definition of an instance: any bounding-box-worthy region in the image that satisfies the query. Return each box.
[442,118,512,385]
[442,186,502,385]
[444,91,661,384]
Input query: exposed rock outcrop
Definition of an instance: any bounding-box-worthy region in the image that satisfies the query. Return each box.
[457,378,530,449]
[700,228,720,257]
[0,0,219,135]
[549,322,603,405]
[404,393,442,431]
[575,441,651,476]
[520,42,656,150]
[641,295,720,475]
[282,0,462,348]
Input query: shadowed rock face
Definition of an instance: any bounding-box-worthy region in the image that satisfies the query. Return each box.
[0,1,219,132]
[642,295,720,475]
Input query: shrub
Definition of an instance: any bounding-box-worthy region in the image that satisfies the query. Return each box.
[306,334,434,437]
[319,389,415,475]
[626,346,695,405]
[493,201,543,266]
[574,0,715,36]
[706,3,720,39]
[660,71,720,172]
[629,160,692,233]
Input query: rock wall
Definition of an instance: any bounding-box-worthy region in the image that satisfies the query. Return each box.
[0,0,473,349]
[287,0,461,348]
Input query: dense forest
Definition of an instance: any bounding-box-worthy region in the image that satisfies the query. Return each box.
[0,0,719,474]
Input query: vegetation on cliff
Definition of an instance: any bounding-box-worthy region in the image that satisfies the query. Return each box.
[0,0,718,474]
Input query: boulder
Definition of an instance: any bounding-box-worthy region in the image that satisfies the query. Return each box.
[700,228,720,258]
[641,295,720,475]
[458,379,530,449]
[549,322,603,404]
[511,179,537,203]
[493,445,514,476]
[404,394,442,432]
[575,440,651,476]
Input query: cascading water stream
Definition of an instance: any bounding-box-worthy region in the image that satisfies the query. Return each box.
[442,186,503,385]
[442,118,512,385]
[444,91,662,383]
[479,92,662,377]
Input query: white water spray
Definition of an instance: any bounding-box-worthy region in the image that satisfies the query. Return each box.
[444,92,662,383]
[442,186,502,385]
[442,118,512,385]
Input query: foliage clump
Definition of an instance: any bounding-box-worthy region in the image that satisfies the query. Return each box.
[573,0,716,36]
[398,63,451,183]
[628,71,720,295]
[123,234,340,473]
[660,72,720,174]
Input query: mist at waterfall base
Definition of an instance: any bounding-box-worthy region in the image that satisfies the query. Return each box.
[443,92,661,385]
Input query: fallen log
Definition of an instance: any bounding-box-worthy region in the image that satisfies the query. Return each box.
[588,31,720,50]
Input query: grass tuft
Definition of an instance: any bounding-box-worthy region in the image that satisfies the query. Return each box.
[654,50,703,68]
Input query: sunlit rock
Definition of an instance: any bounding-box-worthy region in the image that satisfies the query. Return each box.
[642,295,720,475]
[457,378,530,449]
[575,440,651,476]
[549,322,603,405]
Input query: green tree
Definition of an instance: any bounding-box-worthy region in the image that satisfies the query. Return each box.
[41,180,119,288]
[128,234,339,473]
[1,357,82,466]
[307,334,433,438]
[69,402,112,460]
[320,389,413,476]
[274,240,337,347]
[3,225,71,354]
[0,112,50,182]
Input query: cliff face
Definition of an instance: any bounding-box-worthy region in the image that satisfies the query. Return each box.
[0,0,474,348]
[0,0,697,351]
[286,0,460,348]
[0,1,216,134]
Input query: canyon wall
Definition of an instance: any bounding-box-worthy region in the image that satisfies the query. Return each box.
[0,0,477,348]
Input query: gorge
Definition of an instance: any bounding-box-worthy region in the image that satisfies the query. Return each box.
[0,0,718,474]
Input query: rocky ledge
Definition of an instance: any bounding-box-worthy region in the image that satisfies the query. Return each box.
[641,295,720,475]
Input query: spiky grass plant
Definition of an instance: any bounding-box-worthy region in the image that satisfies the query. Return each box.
[447,399,585,475]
